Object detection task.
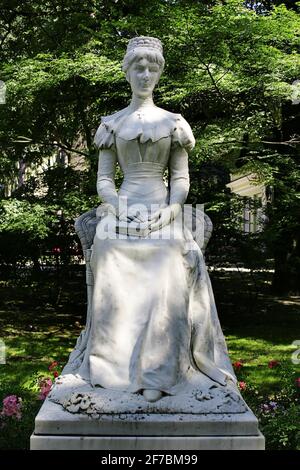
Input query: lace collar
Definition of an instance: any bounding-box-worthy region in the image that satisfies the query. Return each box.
[94,106,195,151]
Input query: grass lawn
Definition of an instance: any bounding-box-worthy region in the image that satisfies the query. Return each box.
[211,269,299,394]
[0,266,299,449]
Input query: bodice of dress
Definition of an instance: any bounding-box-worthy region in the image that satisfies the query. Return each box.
[94,106,195,208]
[95,106,195,161]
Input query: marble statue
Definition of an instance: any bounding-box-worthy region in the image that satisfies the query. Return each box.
[53,36,238,408]
[31,37,265,450]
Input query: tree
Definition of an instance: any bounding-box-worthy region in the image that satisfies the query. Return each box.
[0,0,299,292]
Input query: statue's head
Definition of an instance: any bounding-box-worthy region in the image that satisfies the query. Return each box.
[122,36,165,98]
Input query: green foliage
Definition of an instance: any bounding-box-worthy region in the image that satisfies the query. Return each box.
[0,165,99,266]
[0,0,299,284]
[0,199,56,265]
[261,403,300,450]
[1,0,299,451]
[237,361,300,450]
[0,199,53,238]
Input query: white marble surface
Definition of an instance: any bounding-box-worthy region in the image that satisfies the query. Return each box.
[48,373,247,418]
[31,398,265,449]
[31,433,265,450]
[33,397,260,436]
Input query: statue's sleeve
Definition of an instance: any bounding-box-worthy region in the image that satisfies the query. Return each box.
[94,120,118,208]
[171,115,195,152]
[94,117,118,208]
[96,149,118,209]
[94,120,116,150]
[169,116,195,206]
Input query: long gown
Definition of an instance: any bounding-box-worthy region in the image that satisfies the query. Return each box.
[63,105,236,395]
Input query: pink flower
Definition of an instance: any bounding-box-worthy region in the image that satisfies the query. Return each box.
[1,395,22,419]
[268,360,280,369]
[38,377,53,400]
[233,361,243,371]
[239,381,247,391]
[52,247,61,254]
[295,377,300,388]
[48,361,58,371]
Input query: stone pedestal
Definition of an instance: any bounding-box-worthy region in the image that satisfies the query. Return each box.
[30,399,265,450]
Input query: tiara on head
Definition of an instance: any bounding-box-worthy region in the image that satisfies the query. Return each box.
[126,36,163,55]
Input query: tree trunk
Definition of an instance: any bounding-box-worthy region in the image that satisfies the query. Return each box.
[272,235,300,295]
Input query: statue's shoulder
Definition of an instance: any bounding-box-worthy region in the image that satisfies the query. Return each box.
[154,107,193,129]
[94,108,129,149]
[101,107,129,125]
[154,108,196,151]
[151,106,181,121]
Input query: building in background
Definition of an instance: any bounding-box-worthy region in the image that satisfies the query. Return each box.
[226,173,272,233]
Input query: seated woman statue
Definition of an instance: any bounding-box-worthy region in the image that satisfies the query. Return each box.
[63,36,235,403]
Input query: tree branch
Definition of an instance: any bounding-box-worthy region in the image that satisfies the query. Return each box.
[182,13,232,105]
[11,137,91,157]
[48,141,90,157]
[200,62,231,105]
[0,11,17,51]
[202,138,300,147]
[0,29,11,49]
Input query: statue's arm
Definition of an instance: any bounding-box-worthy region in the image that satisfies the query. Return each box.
[169,146,190,207]
[148,146,190,231]
[96,149,119,211]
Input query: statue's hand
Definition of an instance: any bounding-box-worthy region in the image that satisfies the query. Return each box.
[117,207,146,223]
[102,204,138,222]
[148,203,181,232]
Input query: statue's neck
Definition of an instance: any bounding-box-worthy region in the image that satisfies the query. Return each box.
[129,94,155,111]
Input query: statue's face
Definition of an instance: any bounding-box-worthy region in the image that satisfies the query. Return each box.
[128,56,160,98]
